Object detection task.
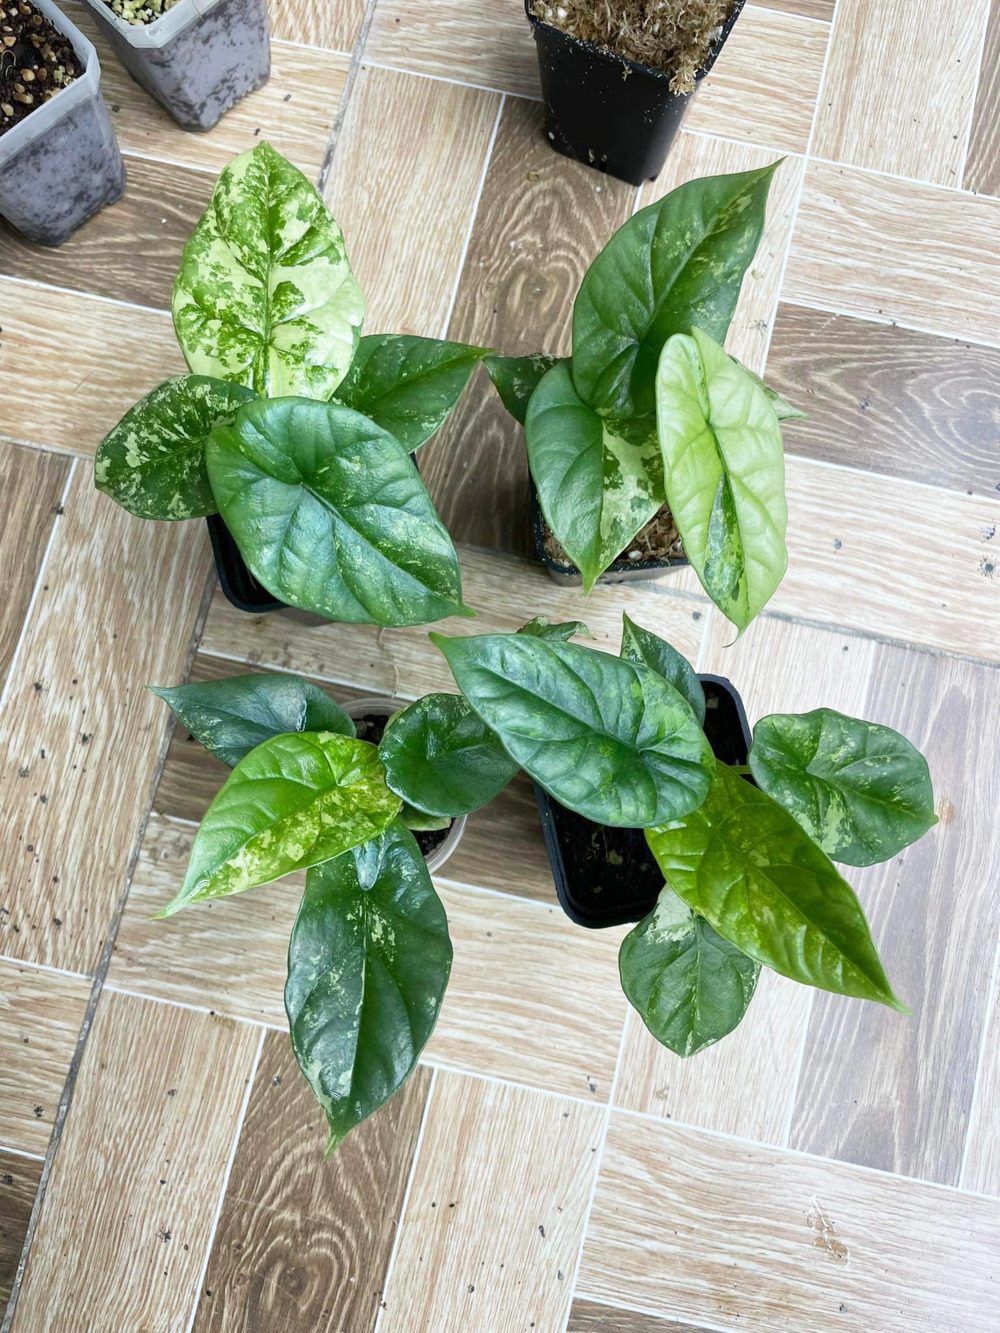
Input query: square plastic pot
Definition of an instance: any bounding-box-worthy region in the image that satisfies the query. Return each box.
[79,0,270,131]
[534,675,752,929]
[0,0,125,246]
[525,0,748,185]
[530,485,688,587]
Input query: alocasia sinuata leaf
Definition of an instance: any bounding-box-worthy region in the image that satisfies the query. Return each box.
[656,327,787,633]
[161,731,400,916]
[286,823,452,1152]
[646,763,903,1008]
[431,633,714,827]
[485,353,561,425]
[172,141,365,400]
[94,376,255,520]
[150,672,354,768]
[619,613,706,725]
[748,709,936,867]
[206,397,470,626]
[517,618,592,642]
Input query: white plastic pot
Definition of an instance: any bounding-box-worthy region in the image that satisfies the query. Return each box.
[79,0,270,131]
[0,0,124,245]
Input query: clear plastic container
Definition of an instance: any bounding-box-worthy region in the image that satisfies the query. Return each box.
[0,0,125,246]
[79,0,270,132]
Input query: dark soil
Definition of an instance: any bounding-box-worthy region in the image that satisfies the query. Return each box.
[354,710,451,860]
[1,0,83,137]
[542,503,686,575]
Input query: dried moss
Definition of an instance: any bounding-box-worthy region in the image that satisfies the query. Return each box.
[100,0,181,25]
[531,0,737,94]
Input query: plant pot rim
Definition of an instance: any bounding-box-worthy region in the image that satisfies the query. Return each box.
[80,0,229,48]
[0,0,101,160]
[343,695,468,877]
[529,484,688,582]
[524,0,748,90]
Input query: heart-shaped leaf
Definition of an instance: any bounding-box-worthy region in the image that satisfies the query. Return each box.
[151,672,354,768]
[161,731,400,916]
[94,376,255,520]
[485,353,561,425]
[286,823,452,1152]
[573,163,779,418]
[646,763,903,1008]
[619,886,760,1056]
[334,334,490,449]
[656,327,787,632]
[206,397,470,626]
[620,613,705,725]
[517,617,592,642]
[172,141,365,400]
[749,709,937,867]
[432,633,714,827]
[525,361,665,592]
[379,693,519,818]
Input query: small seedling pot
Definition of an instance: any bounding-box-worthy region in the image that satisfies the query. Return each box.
[79,0,270,131]
[525,0,748,185]
[535,675,751,928]
[0,0,125,246]
[530,486,688,587]
[345,697,467,876]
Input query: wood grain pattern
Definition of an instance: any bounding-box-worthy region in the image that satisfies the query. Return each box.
[579,1117,1000,1331]
[616,615,875,1143]
[379,1070,604,1333]
[0,962,89,1157]
[789,645,1000,1186]
[0,1151,40,1312]
[569,1300,714,1332]
[961,941,1000,1195]
[766,305,1000,497]
[784,162,1000,346]
[813,0,990,187]
[110,815,629,1101]
[964,0,1000,195]
[758,0,834,17]
[418,96,637,556]
[0,471,210,973]
[193,1033,431,1333]
[269,0,366,52]
[323,65,501,336]
[365,0,535,95]
[14,990,260,1333]
[66,4,350,179]
[640,136,805,374]
[0,444,69,693]
[0,156,213,310]
[0,280,182,455]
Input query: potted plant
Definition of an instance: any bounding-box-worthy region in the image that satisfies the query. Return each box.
[78,0,270,131]
[525,0,748,184]
[487,163,802,634]
[153,613,935,1144]
[94,141,492,627]
[0,0,124,245]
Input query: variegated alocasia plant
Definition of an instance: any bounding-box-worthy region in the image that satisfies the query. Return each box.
[94,141,489,626]
[487,164,805,632]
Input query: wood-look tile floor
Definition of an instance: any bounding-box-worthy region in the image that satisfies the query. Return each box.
[1,1,998,1329]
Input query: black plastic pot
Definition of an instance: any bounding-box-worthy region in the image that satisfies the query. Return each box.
[535,675,752,929]
[525,0,748,185]
[206,515,284,614]
[531,485,688,587]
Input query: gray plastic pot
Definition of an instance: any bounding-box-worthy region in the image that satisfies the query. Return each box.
[0,0,124,246]
[79,0,270,131]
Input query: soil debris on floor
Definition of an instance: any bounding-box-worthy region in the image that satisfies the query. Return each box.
[0,0,83,137]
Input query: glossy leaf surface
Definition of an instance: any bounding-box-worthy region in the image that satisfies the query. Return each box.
[517,618,592,642]
[620,613,705,725]
[485,353,561,425]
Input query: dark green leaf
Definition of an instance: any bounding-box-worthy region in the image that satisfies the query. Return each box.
[485,353,561,425]
[620,886,760,1056]
[517,617,592,642]
[656,328,786,632]
[335,334,491,449]
[620,613,705,725]
[748,708,937,867]
[285,823,452,1152]
[525,361,664,591]
[379,693,519,817]
[94,376,255,520]
[399,803,452,832]
[150,672,354,768]
[432,633,714,827]
[206,397,470,626]
[572,163,780,417]
[646,763,903,1008]
[161,731,400,916]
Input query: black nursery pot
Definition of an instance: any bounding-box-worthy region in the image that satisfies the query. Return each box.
[525,0,748,185]
[206,515,284,614]
[535,675,751,929]
[530,486,688,587]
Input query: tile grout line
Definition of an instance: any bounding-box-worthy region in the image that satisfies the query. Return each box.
[183,1025,266,1333]
[777,293,1000,352]
[0,271,171,322]
[0,1145,46,1165]
[102,982,286,1033]
[957,932,1000,1189]
[357,56,538,103]
[0,953,89,983]
[373,1065,439,1333]
[316,0,385,194]
[955,0,994,189]
[571,1290,740,1333]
